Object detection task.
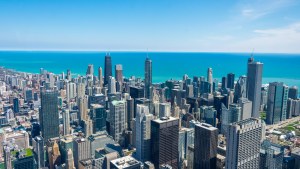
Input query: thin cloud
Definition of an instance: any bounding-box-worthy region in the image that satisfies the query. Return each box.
[234,22,300,53]
[239,0,295,20]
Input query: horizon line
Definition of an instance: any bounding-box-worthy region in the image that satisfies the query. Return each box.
[0,49,300,55]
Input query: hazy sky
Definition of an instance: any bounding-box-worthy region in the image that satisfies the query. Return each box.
[0,0,300,53]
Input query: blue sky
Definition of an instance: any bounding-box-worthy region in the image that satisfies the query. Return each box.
[0,0,300,53]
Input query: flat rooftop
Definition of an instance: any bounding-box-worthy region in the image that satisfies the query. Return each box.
[152,116,178,124]
[110,156,139,168]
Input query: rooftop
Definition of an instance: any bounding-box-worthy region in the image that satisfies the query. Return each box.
[195,122,218,131]
[153,116,178,124]
[110,156,140,168]
[11,148,33,158]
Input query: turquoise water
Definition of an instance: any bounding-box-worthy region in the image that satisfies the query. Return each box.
[0,51,300,87]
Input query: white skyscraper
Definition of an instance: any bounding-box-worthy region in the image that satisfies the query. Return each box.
[76,83,85,98]
[207,68,213,93]
[135,104,153,162]
[63,109,70,135]
[73,138,91,169]
[226,118,263,169]
[159,102,171,118]
[110,100,126,143]
[49,73,55,88]
[78,96,88,121]
[67,82,77,101]
[108,76,116,94]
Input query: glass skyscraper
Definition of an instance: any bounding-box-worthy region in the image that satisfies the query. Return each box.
[104,54,112,85]
[266,82,288,124]
[246,58,263,118]
[40,90,59,141]
[145,57,152,99]
[194,123,218,169]
[151,117,179,169]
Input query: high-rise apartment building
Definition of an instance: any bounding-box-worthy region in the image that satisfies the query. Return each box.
[109,100,126,143]
[226,118,263,169]
[135,105,153,162]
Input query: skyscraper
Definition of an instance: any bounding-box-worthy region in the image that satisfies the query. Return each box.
[104,54,112,86]
[194,123,218,169]
[13,97,19,113]
[159,102,171,118]
[151,117,179,169]
[66,149,75,169]
[127,97,134,130]
[221,76,227,89]
[73,138,91,169]
[90,104,107,133]
[115,64,123,84]
[78,96,88,121]
[86,64,94,76]
[207,68,213,93]
[145,57,152,99]
[67,69,71,81]
[226,118,263,169]
[63,109,70,135]
[246,58,263,118]
[260,140,284,169]
[238,97,252,120]
[288,86,298,99]
[266,82,288,124]
[49,141,61,169]
[40,90,59,141]
[32,136,45,169]
[201,106,217,127]
[221,103,242,135]
[98,67,103,88]
[234,75,247,103]
[108,76,116,94]
[227,73,235,89]
[135,104,153,162]
[109,100,126,143]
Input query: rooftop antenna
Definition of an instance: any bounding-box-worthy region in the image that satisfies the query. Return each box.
[146,48,149,59]
[248,48,255,63]
[251,48,255,58]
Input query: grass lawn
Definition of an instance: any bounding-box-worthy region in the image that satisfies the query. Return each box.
[260,111,266,121]
[284,126,296,131]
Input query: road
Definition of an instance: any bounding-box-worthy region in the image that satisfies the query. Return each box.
[266,116,300,130]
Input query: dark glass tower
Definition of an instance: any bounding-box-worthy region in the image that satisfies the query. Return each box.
[194,123,218,169]
[246,58,263,118]
[40,90,59,141]
[145,57,152,99]
[90,104,107,133]
[151,117,179,169]
[104,54,112,86]
[13,98,19,113]
[31,122,41,138]
[234,75,247,103]
[221,76,227,89]
[227,73,235,89]
[266,82,288,124]
[288,86,298,99]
